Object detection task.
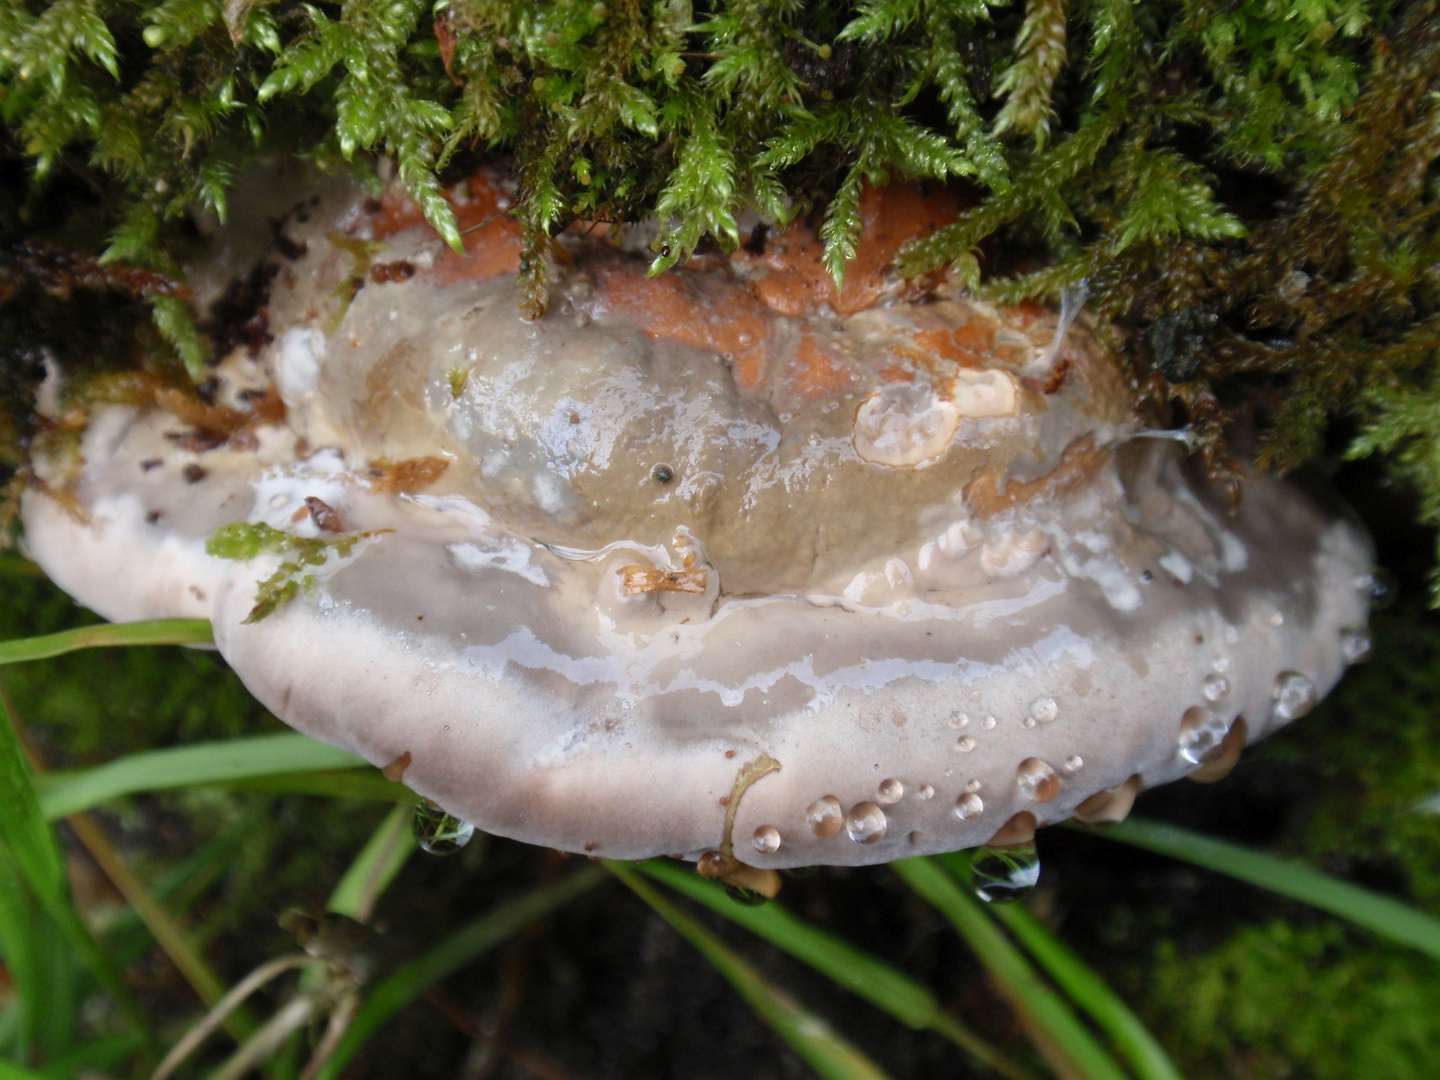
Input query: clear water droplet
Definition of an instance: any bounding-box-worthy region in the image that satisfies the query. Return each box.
[1268,609,1285,627]
[845,802,887,844]
[1203,673,1231,702]
[1063,754,1084,774]
[981,716,997,731]
[1016,758,1060,802]
[1272,671,1317,723]
[971,845,1041,903]
[805,795,843,838]
[956,735,976,752]
[965,779,982,793]
[412,803,475,855]
[954,792,984,819]
[917,783,935,800]
[1340,625,1373,664]
[877,778,904,804]
[1177,706,1229,764]
[949,711,970,729]
[723,884,771,906]
[1022,717,1037,729]
[1030,697,1059,724]
[752,825,782,854]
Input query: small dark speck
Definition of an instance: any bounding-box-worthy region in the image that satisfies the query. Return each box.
[274,234,308,261]
[652,464,674,484]
[724,749,736,759]
[304,495,343,533]
[183,464,207,483]
[416,615,425,621]
[1194,634,1204,645]
[583,841,597,852]
[569,411,581,425]
[145,510,162,524]
[141,459,163,472]
[1141,570,1153,582]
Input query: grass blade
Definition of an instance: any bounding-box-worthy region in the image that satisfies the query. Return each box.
[37,734,367,820]
[311,865,605,1080]
[0,619,214,665]
[608,862,895,1080]
[327,804,417,923]
[1084,817,1440,961]
[893,858,1129,1080]
[0,682,148,1036]
[637,859,1036,1080]
[942,857,1181,1080]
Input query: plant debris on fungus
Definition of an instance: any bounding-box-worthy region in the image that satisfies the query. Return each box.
[19,166,1378,870]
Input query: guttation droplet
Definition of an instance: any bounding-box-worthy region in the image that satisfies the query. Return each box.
[1202,673,1231,702]
[981,716,997,731]
[954,792,984,820]
[412,803,475,855]
[846,802,888,844]
[971,845,1041,904]
[1340,625,1373,664]
[1016,758,1061,802]
[806,795,844,838]
[752,825,782,854]
[1030,696,1059,724]
[956,735,976,753]
[877,778,904,804]
[917,783,935,800]
[1271,671,1317,723]
[1063,754,1084,774]
[1177,706,1229,765]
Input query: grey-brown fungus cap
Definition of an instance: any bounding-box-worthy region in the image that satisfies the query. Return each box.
[22,170,1377,868]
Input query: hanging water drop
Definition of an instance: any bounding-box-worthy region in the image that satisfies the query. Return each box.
[1340,625,1373,664]
[1271,671,1317,723]
[412,802,475,855]
[845,802,887,844]
[956,735,976,752]
[1359,567,1397,610]
[917,783,935,800]
[1177,706,1229,765]
[981,716,997,731]
[1202,672,1231,702]
[723,883,771,906]
[877,778,904,804]
[970,845,1041,903]
[1029,697,1059,724]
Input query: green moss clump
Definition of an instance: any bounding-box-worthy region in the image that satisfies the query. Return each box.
[1148,920,1440,1080]
[4,0,1440,582]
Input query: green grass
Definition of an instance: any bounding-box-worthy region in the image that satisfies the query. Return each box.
[1,607,1439,1079]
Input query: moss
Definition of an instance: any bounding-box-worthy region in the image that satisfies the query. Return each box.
[1147,920,1440,1080]
[3,0,1440,578]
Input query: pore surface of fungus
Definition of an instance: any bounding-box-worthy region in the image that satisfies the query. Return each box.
[21,168,1375,867]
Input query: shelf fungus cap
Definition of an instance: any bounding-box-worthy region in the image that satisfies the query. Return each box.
[22,171,1376,868]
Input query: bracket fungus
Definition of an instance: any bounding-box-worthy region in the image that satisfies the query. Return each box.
[21,168,1377,873]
